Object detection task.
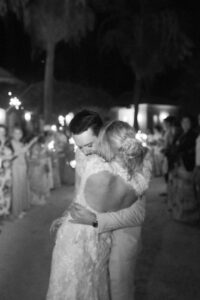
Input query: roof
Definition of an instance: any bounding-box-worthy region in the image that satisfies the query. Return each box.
[0,67,25,85]
[116,91,179,107]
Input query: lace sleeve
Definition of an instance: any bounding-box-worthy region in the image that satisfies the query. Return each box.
[83,155,111,178]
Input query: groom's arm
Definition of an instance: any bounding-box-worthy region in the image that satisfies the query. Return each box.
[85,171,146,232]
[70,170,145,230]
[96,196,146,234]
[69,196,146,232]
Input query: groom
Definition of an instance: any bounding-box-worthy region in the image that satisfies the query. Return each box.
[68,109,147,300]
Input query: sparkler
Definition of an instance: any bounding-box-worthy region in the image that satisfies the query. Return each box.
[9,97,21,110]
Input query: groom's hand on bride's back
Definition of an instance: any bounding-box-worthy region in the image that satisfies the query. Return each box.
[69,203,96,226]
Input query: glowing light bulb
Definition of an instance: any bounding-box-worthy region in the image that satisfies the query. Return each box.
[65,112,74,126]
[159,112,169,123]
[24,112,31,122]
[51,125,57,132]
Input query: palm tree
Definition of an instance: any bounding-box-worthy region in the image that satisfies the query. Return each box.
[1,0,94,122]
[99,3,192,130]
[0,0,29,16]
[23,0,94,123]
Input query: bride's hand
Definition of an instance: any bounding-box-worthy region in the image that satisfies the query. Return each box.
[50,218,63,233]
[69,203,96,226]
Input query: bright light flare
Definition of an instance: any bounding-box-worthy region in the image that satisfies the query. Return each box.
[65,112,74,126]
[47,140,55,151]
[69,137,75,145]
[0,108,6,125]
[135,131,148,147]
[24,111,31,122]
[9,97,21,109]
[69,160,76,168]
[58,115,65,126]
[51,125,57,132]
[159,112,169,123]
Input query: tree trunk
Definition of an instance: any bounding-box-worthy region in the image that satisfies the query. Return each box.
[133,76,141,131]
[44,42,55,124]
[2,14,17,68]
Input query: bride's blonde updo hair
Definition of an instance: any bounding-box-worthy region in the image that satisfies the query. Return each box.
[97,120,149,180]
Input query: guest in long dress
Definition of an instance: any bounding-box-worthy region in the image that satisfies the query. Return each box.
[148,124,164,177]
[27,137,51,205]
[193,113,200,208]
[165,119,182,211]
[10,127,30,217]
[45,131,61,189]
[161,116,177,183]
[0,125,12,217]
[172,115,199,223]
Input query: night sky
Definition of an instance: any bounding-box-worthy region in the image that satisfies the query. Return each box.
[0,0,200,105]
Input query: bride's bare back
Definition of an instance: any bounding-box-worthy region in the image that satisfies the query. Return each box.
[84,170,137,213]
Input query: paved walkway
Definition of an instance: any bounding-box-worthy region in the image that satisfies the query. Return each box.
[0,186,74,300]
[135,177,200,300]
[0,178,200,300]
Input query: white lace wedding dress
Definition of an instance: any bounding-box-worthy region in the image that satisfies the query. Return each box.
[46,155,112,300]
[46,154,151,300]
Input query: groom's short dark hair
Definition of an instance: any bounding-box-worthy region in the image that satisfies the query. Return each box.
[69,109,103,136]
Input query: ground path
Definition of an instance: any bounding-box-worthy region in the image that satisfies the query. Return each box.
[135,178,200,300]
[0,178,200,300]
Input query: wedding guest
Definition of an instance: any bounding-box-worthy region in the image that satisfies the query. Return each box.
[172,115,199,223]
[165,118,182,211]
[193,113,200,207]
[161,116,176,183]
[149,124,164,177]
[10,127,30,217]
[27,136,51,206]
[45,130,61,189]
[0,125,12,217]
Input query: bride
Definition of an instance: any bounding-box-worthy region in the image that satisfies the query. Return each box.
[46,120,151,300]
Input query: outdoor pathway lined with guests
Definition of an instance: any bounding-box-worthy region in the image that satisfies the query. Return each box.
[135,177,200,300]
[0,178,200,300]
[0,185,74,300]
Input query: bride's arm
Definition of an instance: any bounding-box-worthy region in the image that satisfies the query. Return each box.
[84,171,137,213]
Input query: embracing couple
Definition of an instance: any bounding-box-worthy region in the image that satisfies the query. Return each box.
[46,110,152,300]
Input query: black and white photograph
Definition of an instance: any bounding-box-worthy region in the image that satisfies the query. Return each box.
[0,1,200,299]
